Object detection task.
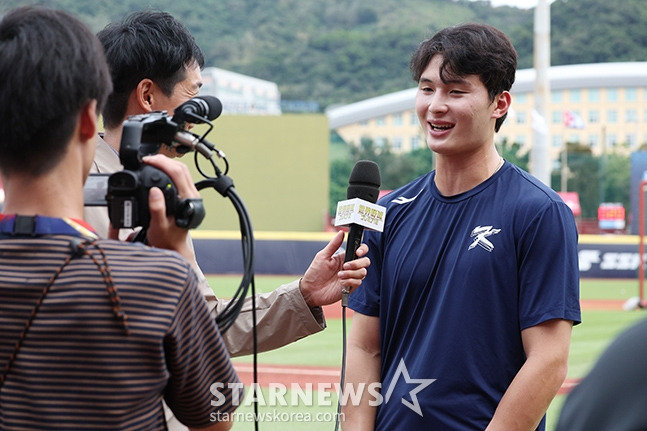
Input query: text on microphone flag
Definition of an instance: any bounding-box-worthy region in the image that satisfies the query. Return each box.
[334,198,386,232]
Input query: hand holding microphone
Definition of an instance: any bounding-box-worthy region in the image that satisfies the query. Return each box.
[297,161,381,308]
[334,160,385,306]
[298,231,371,308]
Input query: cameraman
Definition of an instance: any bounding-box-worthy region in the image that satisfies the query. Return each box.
[0,6,240,430]
[88,9,370,359]
[88,9,370,357]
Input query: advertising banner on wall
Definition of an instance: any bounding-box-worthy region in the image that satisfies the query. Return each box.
[194,235,643,279]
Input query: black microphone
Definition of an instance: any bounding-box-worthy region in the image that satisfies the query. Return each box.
[335,160,382,306]
[343,160,381,264]
[172,95,223,124]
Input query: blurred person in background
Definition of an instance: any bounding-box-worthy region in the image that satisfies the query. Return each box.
[555,317,647,431]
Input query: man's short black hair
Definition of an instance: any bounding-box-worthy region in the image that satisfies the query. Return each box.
[0,6,112,176]
[97,10,205,128]
[410,23,518,132]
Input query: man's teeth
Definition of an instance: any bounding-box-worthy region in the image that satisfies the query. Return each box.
[431,123,452,130]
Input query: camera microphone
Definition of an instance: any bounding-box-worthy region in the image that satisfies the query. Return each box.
[172,96,223,124]
[174,130,226,159]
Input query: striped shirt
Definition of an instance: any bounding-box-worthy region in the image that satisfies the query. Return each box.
[0,230,241,430]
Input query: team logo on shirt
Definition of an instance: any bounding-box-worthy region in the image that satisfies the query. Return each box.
[391,189,423,205]
[468,225,501,252]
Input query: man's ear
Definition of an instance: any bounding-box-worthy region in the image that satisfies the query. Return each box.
[492,91,512,120]
[79,100,98,143]
[134,78,156,112]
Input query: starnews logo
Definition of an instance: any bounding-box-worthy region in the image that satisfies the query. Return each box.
[210,359,435,417]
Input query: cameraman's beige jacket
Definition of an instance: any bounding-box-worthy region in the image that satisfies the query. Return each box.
[84,137,326,356]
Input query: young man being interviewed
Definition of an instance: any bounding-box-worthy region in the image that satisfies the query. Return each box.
[343,23,580,431]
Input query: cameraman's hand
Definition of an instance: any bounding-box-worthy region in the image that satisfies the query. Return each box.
[299,231,370,307]
[140,154,199,262]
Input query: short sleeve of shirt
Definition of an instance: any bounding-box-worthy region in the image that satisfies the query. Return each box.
[348,217,384,317]
[517,200,581,329]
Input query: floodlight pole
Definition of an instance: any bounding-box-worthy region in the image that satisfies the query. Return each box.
[530,0,551,186]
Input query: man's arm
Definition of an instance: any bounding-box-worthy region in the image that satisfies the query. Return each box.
[341,312,381,431]
[202,231,370,357]
[486,318,573,431]
[161,228,324,358]
[206,280,326,357]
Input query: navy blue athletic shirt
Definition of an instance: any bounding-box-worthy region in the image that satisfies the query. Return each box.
[350,162,581,430]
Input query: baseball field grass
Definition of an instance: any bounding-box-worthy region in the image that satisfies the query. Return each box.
[208,275,647,430]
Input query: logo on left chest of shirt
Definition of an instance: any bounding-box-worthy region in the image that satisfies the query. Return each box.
[468,225,501,252]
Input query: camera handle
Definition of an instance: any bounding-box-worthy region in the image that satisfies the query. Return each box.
[128,196,206,244]
[175,198,206,229]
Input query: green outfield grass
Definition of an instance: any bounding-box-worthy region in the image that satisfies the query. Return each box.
[207,276,647,430]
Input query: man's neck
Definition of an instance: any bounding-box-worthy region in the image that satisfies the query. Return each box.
[2,174,84,220]
[102,126,122,153]
[2,137,86,220]
[434,148,502,196]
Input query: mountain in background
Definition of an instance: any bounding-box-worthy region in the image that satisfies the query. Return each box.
[3,0,646,109]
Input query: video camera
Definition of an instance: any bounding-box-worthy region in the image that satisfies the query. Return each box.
[101,96,222,230]
[84,96,252,333]
[105,112,195,230]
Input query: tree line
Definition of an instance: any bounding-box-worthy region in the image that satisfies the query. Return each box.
[3,0,647,110]
[330,138,631,222]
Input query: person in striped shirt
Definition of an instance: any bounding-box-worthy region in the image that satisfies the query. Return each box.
[0,6,241,430]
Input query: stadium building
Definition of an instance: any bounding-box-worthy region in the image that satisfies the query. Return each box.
[200,66,282,115]
[326,62,647,160]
